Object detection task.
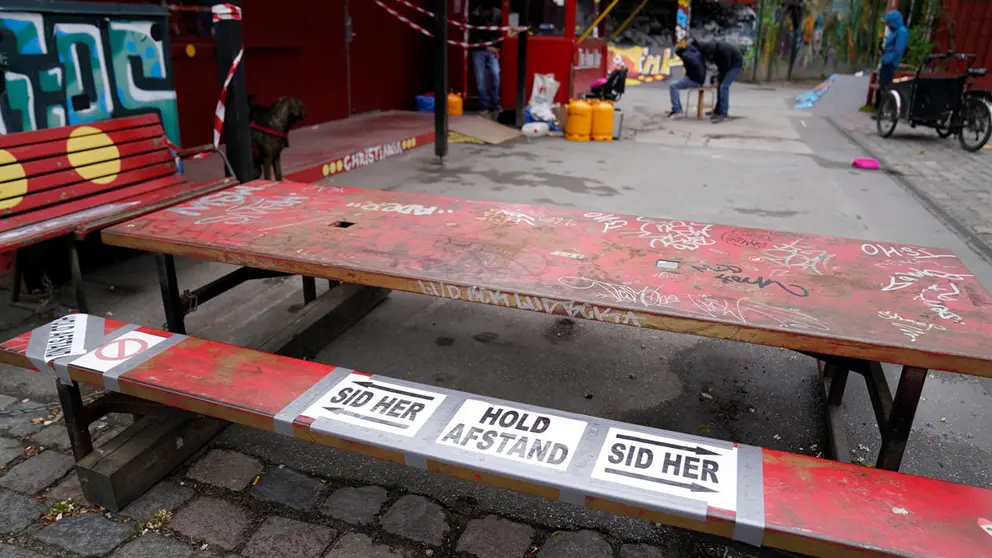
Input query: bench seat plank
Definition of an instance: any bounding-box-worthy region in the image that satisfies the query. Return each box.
[101,182,992,378]
[3,315,991,558]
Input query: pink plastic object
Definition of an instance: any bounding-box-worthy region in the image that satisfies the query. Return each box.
[591,77,608,89]
[852,157,880,170]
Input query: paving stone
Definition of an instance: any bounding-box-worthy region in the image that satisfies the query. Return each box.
[0,394,17,410]
[538,530,613,558]
[35,513,134,556]
[28,424,75,450]
[320,485,389,525]
[0,488,47,534]
[380,494,449,546]
[0,543,49,558]
[187,449,263,491]
[0,407,47,437]
[170,496,251,551]
[620,544,666,558]
[324,533,408,558]
[0,436,22,467]
[120,481,195,521]
[0,450,75,494]
[251,466,325,511]
[112,533,199,557]
[242,516,336,558]
[46,474,87,503]
[457,515,535,558]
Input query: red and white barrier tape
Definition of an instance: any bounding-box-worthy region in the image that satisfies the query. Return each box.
[211,3,244,150]
[387,0,526,31]
[373,0,505,48]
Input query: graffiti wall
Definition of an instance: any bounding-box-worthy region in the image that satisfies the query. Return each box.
[0,2,179,145]
[752,0,880,80]
[608,44,685,86]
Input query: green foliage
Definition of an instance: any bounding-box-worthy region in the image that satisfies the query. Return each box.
[903,25,935,68]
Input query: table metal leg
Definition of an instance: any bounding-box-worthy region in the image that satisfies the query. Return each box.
[302,276,317,304]
[11,248,23,303]
[156,254,186,334]
[56,379,93,462]
[69,238,89,313]
[875,366,927,471]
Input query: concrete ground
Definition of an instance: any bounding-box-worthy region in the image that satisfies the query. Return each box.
[2,79,991,558]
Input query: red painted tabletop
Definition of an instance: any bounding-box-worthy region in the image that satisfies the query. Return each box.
[102,180,992,376]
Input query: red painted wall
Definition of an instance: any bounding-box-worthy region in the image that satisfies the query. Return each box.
[934,0,992,89]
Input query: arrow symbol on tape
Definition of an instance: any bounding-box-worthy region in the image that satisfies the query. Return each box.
[604,468,718,493]
[616,433,721,456]
[322,407,409,429]
[353,381,435,401]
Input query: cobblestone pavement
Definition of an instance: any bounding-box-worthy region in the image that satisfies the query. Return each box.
[0,395,753,558]
[831,113,992,265]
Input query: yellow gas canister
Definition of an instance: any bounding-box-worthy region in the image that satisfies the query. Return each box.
[565,99,592,141]
[447,91,464,116]
[591,100,615,142]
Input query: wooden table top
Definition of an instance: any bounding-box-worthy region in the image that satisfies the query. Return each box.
[102,180,992,377]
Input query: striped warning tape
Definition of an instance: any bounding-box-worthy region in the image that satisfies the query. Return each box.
[373,0,504,48]
[387,0,526,31]
[211,4,244,150]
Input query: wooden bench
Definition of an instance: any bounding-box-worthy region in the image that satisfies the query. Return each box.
[2,314,991,558]
[0,115,237,311]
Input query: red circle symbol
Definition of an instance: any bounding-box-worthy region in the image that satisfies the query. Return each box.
[95,337,149,361]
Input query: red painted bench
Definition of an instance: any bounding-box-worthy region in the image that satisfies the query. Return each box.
[2,314,991,557]
[0,115,236,311]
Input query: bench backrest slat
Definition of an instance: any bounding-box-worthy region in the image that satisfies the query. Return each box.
[1,158,178,221]
[0,115,179,231]
[0,124,167,175]
[2,315,991,558]
[0,114,159,150]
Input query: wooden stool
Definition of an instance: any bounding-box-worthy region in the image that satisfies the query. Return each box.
[685,87,716,119]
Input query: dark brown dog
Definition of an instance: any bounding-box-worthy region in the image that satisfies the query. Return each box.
[249,96,307,180]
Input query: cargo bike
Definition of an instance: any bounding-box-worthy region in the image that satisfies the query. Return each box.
[876,51,992,152]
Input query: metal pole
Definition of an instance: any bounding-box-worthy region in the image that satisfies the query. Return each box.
[609,0,651,43]
[434,0,448,160]
[578,0,621,44]
[515,0,530,129]
[212,1,253,183]
[751,0,766,81]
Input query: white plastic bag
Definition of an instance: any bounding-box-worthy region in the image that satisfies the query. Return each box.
[528,73,560,122]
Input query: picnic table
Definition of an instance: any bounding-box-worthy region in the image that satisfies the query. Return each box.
[99,180,992,471]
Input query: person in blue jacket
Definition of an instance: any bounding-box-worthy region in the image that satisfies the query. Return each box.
[875,10,909,115]
[667,43,707,118]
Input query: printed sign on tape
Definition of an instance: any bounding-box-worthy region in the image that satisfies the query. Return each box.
[301,373,446,437]
[43,314,89,363]
[592,427,738,512]
[72,331,168,373]
[436,399,587,471]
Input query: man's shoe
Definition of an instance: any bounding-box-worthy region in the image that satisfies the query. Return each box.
[711,114,727,123]
[666,110,682,119]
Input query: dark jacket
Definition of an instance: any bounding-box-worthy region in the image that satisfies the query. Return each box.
[469,8,501,51]
[675,45,706,85]
[695,40,744,81]
[880,10,908,68]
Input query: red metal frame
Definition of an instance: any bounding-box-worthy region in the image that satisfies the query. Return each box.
[3,317,992,558]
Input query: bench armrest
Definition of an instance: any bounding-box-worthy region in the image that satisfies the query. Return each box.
[175,143,217,159]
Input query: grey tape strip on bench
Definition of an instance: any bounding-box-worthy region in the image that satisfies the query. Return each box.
[102,332,188,392]
[55,322,139,386]
[273,368,353,436]
[732,444,766,546]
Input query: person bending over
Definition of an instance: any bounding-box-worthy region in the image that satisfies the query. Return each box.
[667,43,707,119]
[695,40,744,122]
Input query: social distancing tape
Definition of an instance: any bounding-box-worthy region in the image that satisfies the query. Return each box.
[18,316,766,546]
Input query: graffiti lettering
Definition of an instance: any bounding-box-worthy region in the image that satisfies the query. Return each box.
[480,208,575,228]
[915,283,966,324]
[343,141,404,172]
[624,218,715,251]
[692,264,808,297]
[861,243,955,260]
[347,201,453,216]
[0,10,179,143]
[721,229,773,250]
[557,276,680,309]
[417,280,644,327]
[584,212,627,233]
[877,311,946,343]
[881,268,973,292]
[169,184,271,217]
[761,240,834,275]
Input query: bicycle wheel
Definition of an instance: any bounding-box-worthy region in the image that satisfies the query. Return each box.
[876,92,899,138]
[959,97,992,152]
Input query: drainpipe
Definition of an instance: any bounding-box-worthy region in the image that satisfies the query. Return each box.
[434,0,449,161]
